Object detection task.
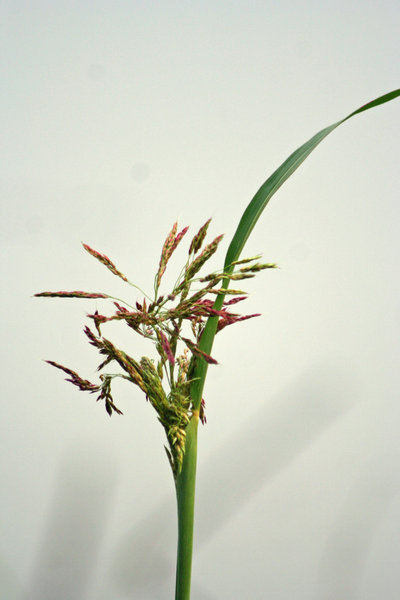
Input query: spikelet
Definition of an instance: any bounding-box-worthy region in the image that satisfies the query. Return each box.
[217,312,261,333]
[183,234,224,282]
[156,329,175,365]
[239,262,277,272]
[188,218,211,255]
[181,337,218,364]
[82,243,128,282]
[206,288,247,295]
[45,360,99,392]
[156,223,189,288]
[97,375,123,416]
[35,291,109,299]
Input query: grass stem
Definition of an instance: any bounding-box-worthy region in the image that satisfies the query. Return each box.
[174,413,199,600]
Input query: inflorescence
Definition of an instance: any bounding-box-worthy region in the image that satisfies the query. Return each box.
[36,219,276,476]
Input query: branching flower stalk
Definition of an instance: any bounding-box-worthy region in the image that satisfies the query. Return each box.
[36,224,275,477]
[36,89,399,599]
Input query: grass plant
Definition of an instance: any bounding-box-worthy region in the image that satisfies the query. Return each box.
[36,89,399,599]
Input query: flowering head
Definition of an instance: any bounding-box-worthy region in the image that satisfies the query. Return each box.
[35,219,276,476]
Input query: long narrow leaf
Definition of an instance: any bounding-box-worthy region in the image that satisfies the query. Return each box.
[225,89,400,269]
[190,88,399,411]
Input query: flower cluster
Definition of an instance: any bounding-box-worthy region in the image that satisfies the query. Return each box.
[36,220,276,476]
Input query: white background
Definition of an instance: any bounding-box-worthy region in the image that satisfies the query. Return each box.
[1,2,399,598]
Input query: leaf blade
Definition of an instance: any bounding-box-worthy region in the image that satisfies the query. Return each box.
[190,89,399,411]
[225,89,400,269]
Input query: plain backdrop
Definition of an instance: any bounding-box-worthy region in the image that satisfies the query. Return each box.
[1,2,399,599]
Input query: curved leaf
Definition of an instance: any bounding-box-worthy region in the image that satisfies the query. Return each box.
[225,89,400,269]
[190,89,399,411]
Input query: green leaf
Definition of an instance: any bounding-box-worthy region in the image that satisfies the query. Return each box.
[225,89,400,270]
[190,89,399,411]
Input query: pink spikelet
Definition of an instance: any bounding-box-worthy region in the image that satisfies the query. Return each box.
[184,234,224,281]
[171,226,189,253]
[45,360,100,393]
[87,311,110,336]
[157,330,175,365]
[84,325,103,349]
[35,291,109,299]
[188,218,211,255]
[82,243,128,282]
[156,223,189,288]
[156,222,177,288]
[217,312,261,332]
[181,337,218,364]
[223,296,247,306]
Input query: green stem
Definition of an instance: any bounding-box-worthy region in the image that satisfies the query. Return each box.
[174,413,199,600]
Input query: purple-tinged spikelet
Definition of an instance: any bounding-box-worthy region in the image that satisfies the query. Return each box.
[223,296,247,306]
[157,330,175,365]
[156,222,177,288]
[181,337,218,364]
[45,360,99,393]
[35,291,109,299]
[87,311,109,324]
[217,312,261,332]
[156,223,189,288]
[206,288,247,295]
[171,226,189,253]
[87,311,110,336]
[97,375,123,416]
[184,234,224,282]
[188,218,211,255]
[82,243,128,282]
[113,301,129,312]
